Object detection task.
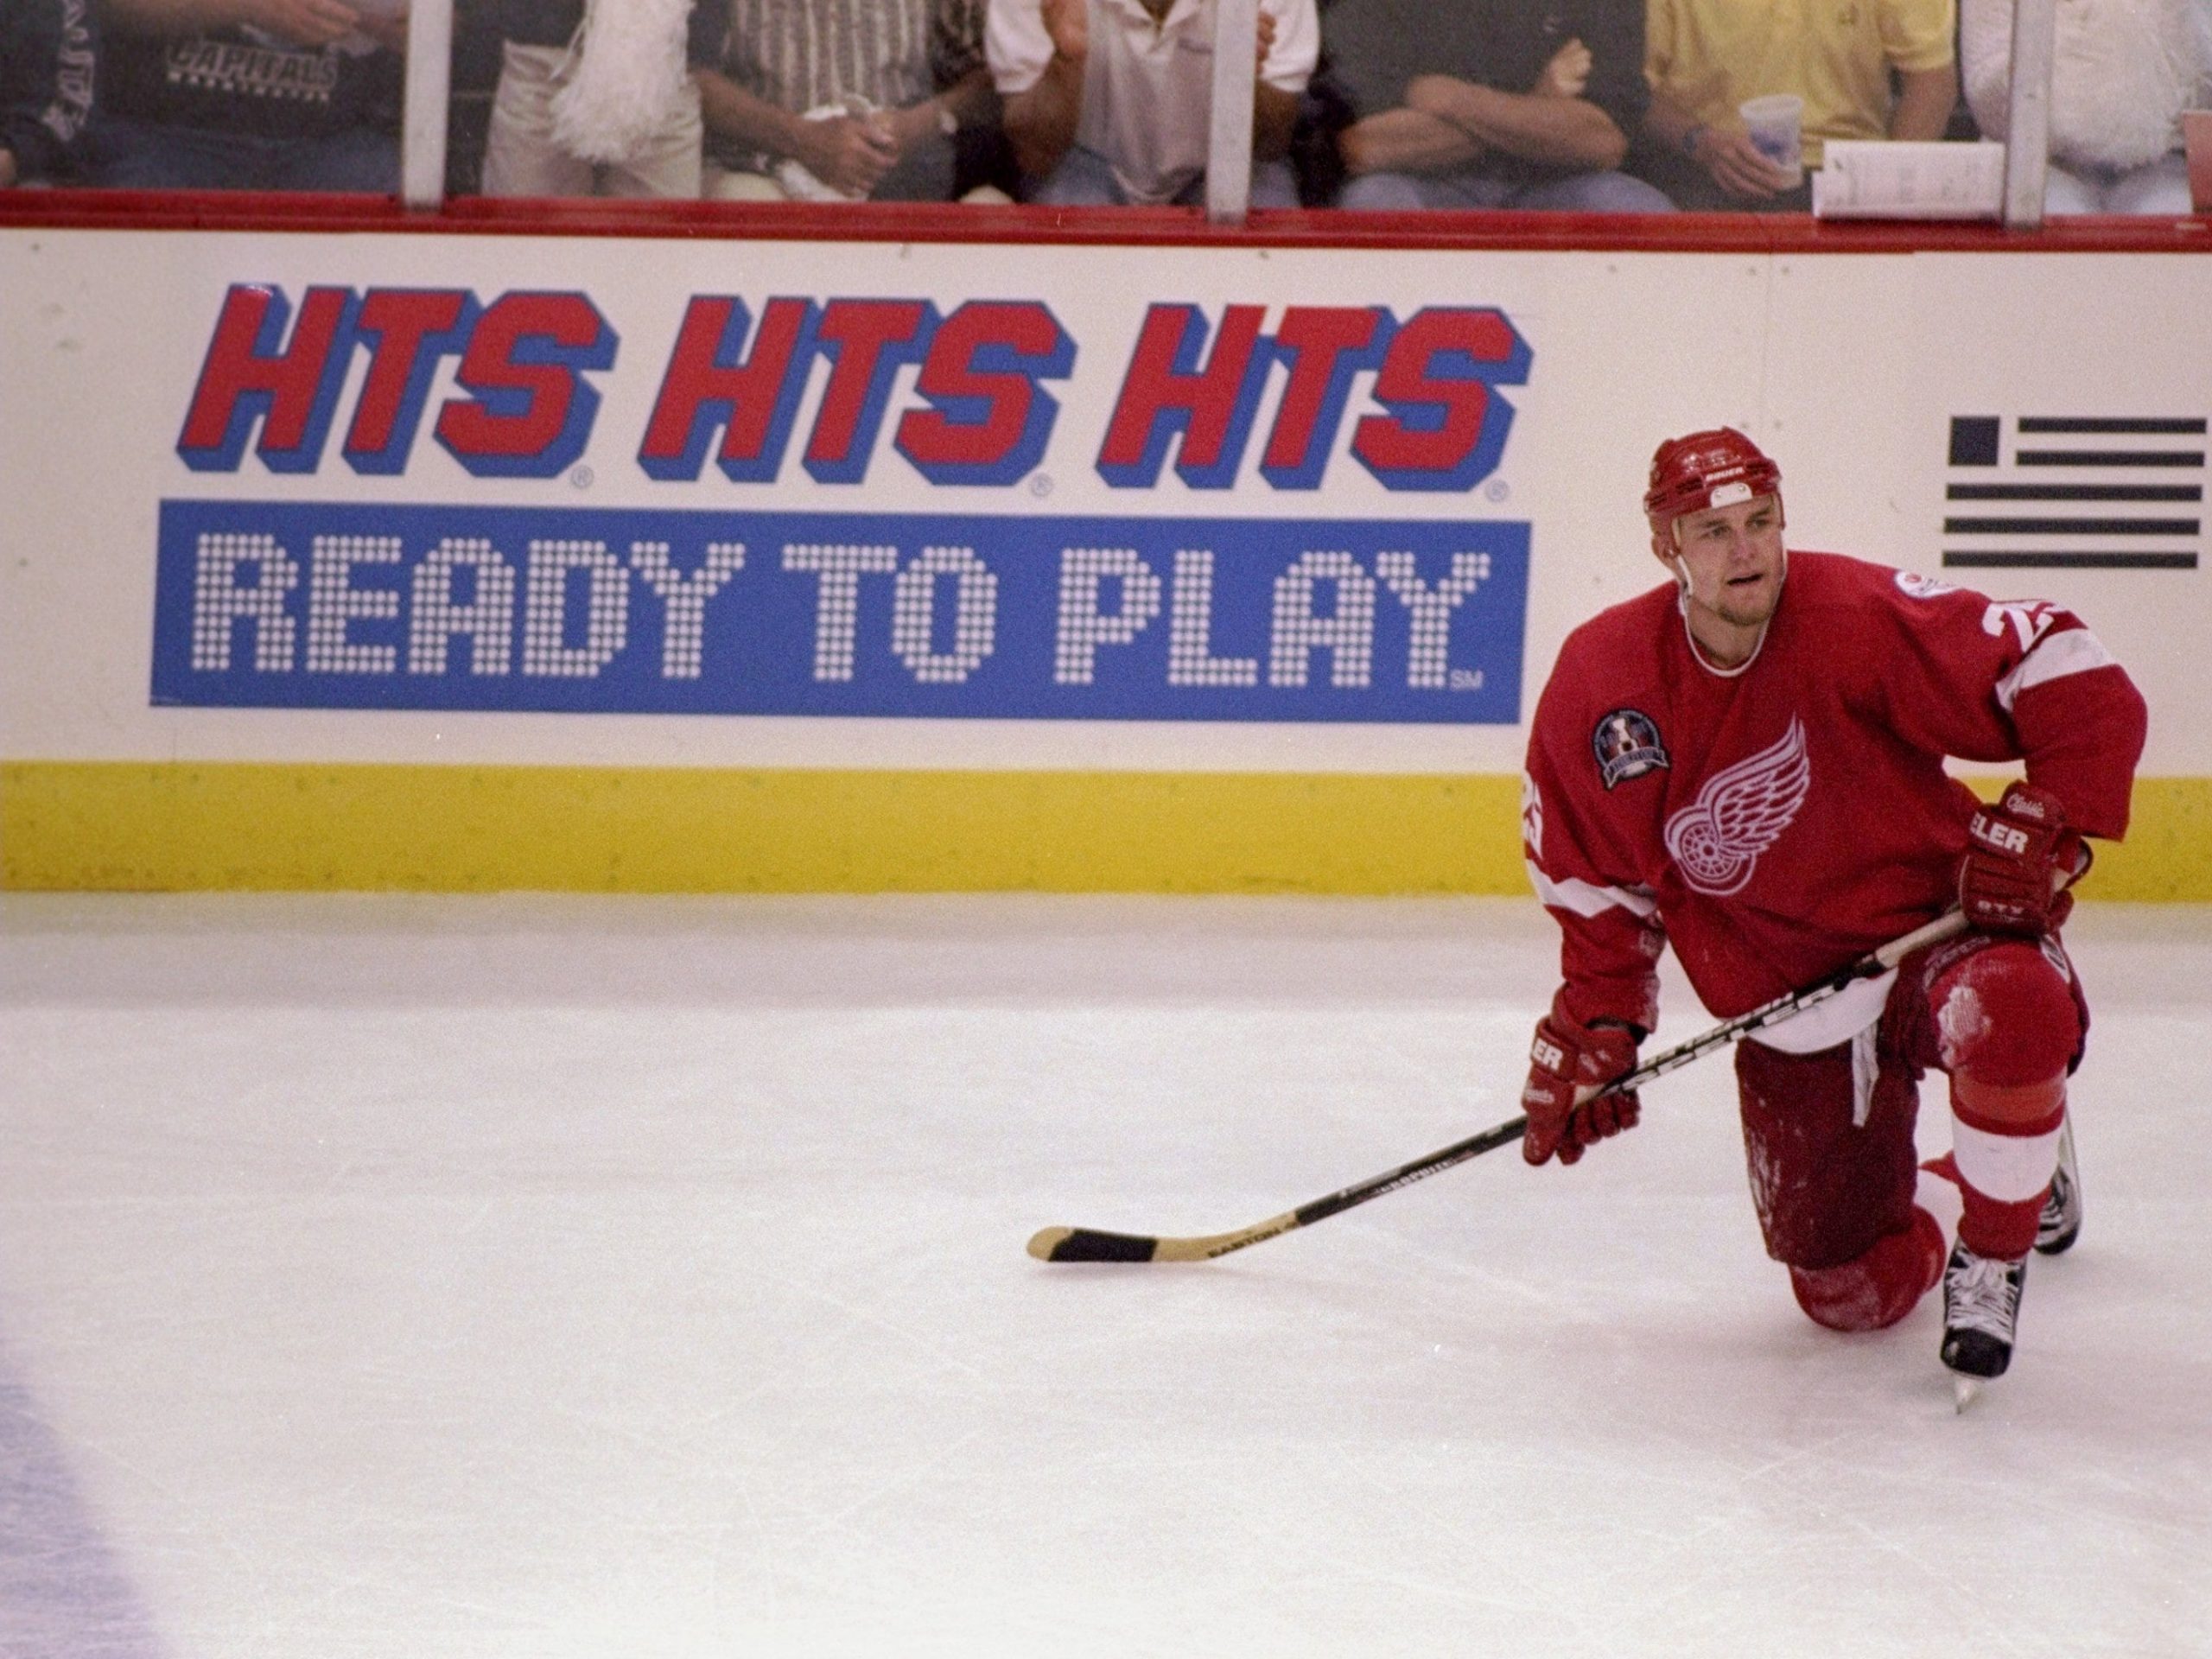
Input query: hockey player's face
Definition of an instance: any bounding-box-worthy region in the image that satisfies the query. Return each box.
[1663,494,1786,632]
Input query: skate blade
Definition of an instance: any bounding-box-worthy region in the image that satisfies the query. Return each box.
[1953,1375,1983,1414]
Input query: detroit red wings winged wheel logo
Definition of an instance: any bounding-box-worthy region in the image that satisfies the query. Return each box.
[1662,719,1812,895]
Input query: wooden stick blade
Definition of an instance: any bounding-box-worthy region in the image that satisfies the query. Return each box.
[1028,1208,1302,1263]
[1027,1226,1161,1262]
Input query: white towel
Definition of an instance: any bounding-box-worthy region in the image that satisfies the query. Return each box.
[1962,0,2212,171]
[549,0,696,165]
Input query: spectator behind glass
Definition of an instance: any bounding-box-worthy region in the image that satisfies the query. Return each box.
[1634,0,1957,211]
[480,0,726,198]
[1962,0,2212,213]
[87,0,404,190]
[1321,0,1672,211]
[3,0,97,185]
[696,0,996,202]
[988,0,1317,207]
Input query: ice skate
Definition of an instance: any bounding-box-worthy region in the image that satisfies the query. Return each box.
[2035,1117,2082,1255]
[1941,1239,2027,1402]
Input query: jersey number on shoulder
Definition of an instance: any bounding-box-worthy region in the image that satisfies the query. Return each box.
[1983,601,2057,652]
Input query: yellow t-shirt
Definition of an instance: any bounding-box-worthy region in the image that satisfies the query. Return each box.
[1647,0,1956,165]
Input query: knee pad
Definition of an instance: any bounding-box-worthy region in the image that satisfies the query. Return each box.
[1789,1206,1944,1332]
[1929,941,2081,1090]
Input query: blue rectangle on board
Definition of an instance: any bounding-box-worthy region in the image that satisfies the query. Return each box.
[152,501,1529,723]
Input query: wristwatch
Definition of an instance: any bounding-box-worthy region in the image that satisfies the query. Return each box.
[935,99,957,137]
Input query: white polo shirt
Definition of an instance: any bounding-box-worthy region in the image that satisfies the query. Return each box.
[988,0,1318,204]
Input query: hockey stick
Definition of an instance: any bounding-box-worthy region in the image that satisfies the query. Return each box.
[1027,907,1968,1263]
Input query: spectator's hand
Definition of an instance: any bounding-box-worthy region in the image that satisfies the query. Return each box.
[0,148,18,190]
[357,3,408,53]
[795,112,899,198]
[877,99,946,160]
[1042,0,1088,63]
[1254,7,1275,73]
[1535,36,1591,100]
[1691,124,1795,199]
[240,0,365,50]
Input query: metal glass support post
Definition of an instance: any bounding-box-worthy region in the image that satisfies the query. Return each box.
[2000,0,2056,230]
[1205,0,1258,224]
[402,0,456,210]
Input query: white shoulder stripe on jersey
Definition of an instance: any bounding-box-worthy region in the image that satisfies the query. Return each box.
[1994,626,2118,714]
[1526,861,1659,920]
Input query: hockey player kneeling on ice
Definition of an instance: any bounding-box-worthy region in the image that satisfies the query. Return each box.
[1517,428,2145,1395]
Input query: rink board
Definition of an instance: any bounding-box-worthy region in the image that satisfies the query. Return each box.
[1,220,2207,894]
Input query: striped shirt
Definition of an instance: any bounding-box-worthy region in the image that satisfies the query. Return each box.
[717,0,987,113]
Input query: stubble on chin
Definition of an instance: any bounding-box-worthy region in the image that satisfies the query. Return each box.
[1713,572,1781,629]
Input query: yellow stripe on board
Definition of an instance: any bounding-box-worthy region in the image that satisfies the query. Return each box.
[3,762,2206,899]
[2067,775,2212,903]
[0,761,1523,894]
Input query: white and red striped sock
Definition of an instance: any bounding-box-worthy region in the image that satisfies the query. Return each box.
[1950,1075,2066,1260]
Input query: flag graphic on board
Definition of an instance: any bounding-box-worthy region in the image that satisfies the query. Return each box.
[1942,415,2204,570]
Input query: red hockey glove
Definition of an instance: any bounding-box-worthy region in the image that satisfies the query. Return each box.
[1960,782,2087,936]
[1521,1001,1643,1167]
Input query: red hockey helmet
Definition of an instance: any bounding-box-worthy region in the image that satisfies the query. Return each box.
[1643,428,1782,534]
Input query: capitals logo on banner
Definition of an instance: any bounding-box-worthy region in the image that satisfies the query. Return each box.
[152,283,1537,723]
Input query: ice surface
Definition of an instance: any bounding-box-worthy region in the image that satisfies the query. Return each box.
[2,893,2208,1659]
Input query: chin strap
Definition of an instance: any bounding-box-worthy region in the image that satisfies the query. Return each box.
[1675,547,1787,677]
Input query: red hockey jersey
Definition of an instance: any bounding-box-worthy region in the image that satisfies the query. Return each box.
[1522,552,2148,1028]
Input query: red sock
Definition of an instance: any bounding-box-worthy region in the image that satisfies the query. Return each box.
[1789,1206,1945,1332]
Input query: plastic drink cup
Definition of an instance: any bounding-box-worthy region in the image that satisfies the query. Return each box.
[1738,93,1805,187]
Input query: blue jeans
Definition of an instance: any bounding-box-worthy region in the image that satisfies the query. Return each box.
[88,116,399,193]
[1339,167,1675,213]
[1030,145,1302,208]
